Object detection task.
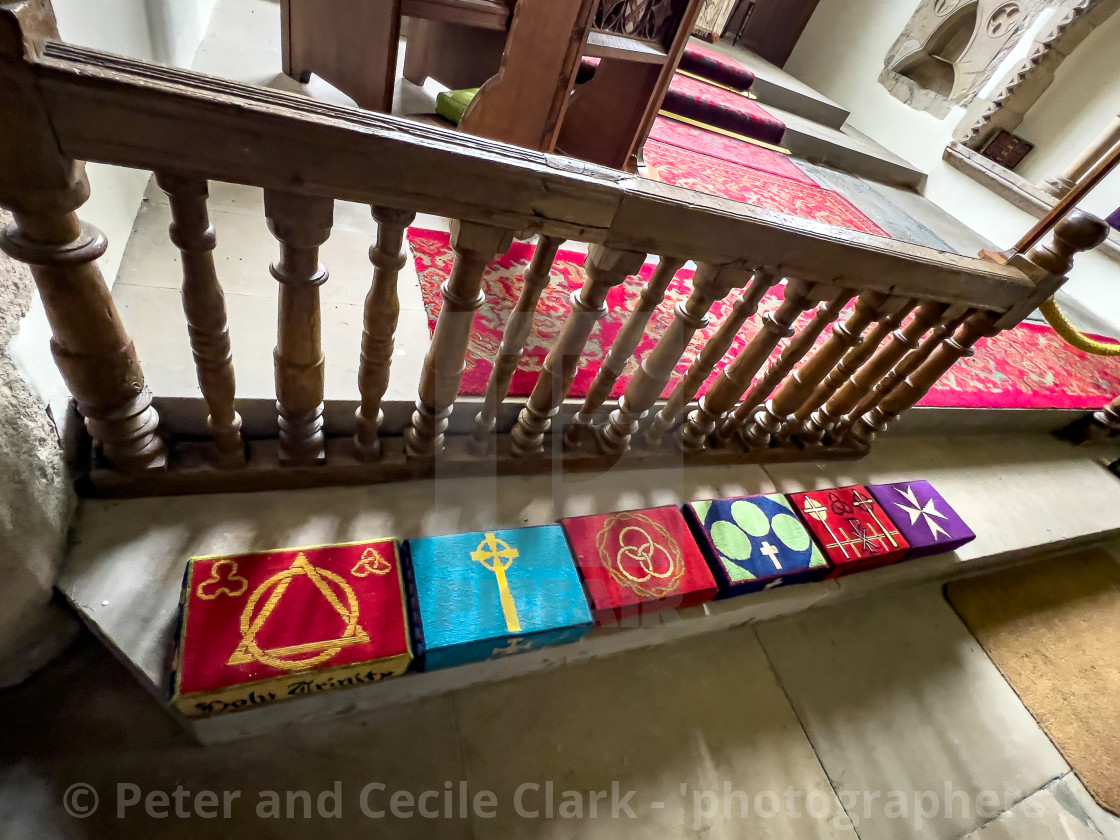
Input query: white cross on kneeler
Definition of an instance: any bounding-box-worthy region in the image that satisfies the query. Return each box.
[760,540,783,570]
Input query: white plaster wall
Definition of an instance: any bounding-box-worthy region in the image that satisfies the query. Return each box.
[785,0,1120,330]
[11,0,217,405]
[1015,8,1120,220]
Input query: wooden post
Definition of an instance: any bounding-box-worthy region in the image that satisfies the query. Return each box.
[0,0,165,475]
[680,279,820,451]
[734,289,854,447]
[566,255,685,450]
[354,206,415,461]
[265,189,333,467]
[470,235,563,454]
[155,173,245,468]
[510,245,645,456]
[406,221,512,458]
[599,260,747,454]
[793,299,919,443]
[644,269,777,447]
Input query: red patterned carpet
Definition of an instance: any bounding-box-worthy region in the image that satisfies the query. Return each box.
[648,116,816,184]
[678,41,757,92]
[663,73,786,146]
[644,139,889,237]
[409,228,1120,410]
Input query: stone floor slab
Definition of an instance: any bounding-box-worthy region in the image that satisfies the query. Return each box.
[756,585,1070,840]
[455,625,858,840]
[0,636,470,840]
[960,781,1103,840]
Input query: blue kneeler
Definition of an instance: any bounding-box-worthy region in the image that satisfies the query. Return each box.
[404,525,593,671]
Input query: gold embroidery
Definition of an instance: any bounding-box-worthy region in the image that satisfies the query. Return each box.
[470,533,521,633]
[227,553,369,672]
[595,512,684,600]
[195,559,249,600]
[351,547,392,577]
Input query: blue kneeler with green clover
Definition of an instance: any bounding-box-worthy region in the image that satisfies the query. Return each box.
[683,494,829,597]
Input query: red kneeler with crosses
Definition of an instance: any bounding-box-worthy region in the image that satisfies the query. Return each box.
[787,486,910,576]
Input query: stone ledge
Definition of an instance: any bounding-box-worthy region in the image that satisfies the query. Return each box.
[58,433,1120,743]
[943,140,1120,264]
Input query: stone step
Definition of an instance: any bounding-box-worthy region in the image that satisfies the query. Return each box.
[58,433,1120,743]
[695,40,850,130]
[770,102,927,189]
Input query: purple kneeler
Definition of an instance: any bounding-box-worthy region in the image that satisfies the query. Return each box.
[867,481,975,559]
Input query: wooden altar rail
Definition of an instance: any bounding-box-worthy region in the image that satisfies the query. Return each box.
[0,0,1109,496]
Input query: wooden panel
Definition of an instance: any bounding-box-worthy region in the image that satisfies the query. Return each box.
[281,0,401,112]
[402,18,508,89]
[461,0,596,152]
[735,0,822,67]
[402,0,513,28]
[583,30,669,64]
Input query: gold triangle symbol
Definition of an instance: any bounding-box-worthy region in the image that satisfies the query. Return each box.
[227,553,369,671]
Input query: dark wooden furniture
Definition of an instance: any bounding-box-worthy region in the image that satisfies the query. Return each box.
[281,0,705,170]
[727,0,821,67]
[281,0,515,114]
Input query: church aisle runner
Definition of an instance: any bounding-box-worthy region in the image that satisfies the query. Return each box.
[946,550,1120,815]
[648,116,817,185]
[644,139,888,237]
[662,73,786,146]
[408,228,1120,409]
[678,41,757,92]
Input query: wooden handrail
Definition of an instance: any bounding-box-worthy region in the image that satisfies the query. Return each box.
[30,42,1035,311]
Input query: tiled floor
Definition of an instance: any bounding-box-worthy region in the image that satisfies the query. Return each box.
[3,581,1119,838]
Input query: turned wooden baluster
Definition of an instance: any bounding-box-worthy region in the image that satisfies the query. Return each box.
[680,280,820,451]
[470,235,564,454]
[353,206,416,461]
[510,245,645,456]
[406,221,513,458]
[566,255,685,449]
[0,2,164,475]
[838,308,968,440]
[848,212,1109,446]
[155,173,245,468]
[1,200,167,473]
[802,300,941,443]
[852,309,998,446]
[793,298,920,443]
[722,288,853,446]
[265,190,333,466]
[644,269,778,447]
[599,261,749,453]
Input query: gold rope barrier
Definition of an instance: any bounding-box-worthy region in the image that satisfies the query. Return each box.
[1038,298,1120,356]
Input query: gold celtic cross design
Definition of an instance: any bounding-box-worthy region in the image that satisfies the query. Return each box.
[471,532,522,633]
